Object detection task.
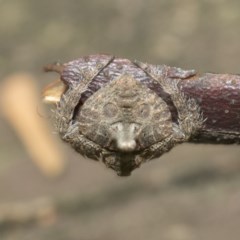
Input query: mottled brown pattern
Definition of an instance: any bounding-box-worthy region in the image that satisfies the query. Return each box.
[46,55,204,175]
[77,75,172,151]
[61,55,179,121]
[58,55,240,144]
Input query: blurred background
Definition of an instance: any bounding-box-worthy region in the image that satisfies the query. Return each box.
[0,0,240,239]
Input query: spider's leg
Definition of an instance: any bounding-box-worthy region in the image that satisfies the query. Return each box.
[138,135,174,162]
[54,59,113,137]
[135,61,203,140]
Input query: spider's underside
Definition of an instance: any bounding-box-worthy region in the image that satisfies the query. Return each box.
[44,55,204,176]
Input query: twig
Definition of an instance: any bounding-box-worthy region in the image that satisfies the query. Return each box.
[179,73,240,143]
[0,73,65,177]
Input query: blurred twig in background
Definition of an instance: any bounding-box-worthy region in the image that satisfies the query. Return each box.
[0,74,65,177]
[0,198,56,228]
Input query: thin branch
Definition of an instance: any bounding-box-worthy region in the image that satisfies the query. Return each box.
[179,73,240,144]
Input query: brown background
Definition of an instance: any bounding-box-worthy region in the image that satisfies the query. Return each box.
[0,0,240,239]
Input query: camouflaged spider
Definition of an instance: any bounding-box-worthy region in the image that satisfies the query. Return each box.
[43,55,203,176]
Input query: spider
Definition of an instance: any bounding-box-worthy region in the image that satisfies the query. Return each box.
[43,55,203,176]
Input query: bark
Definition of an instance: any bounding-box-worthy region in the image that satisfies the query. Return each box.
[179,73,240,144]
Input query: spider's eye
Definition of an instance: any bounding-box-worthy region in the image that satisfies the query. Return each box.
[137,103,151,118]
[102,102,118,118]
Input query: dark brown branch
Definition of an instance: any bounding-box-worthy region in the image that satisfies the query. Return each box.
[179,73,240,144]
